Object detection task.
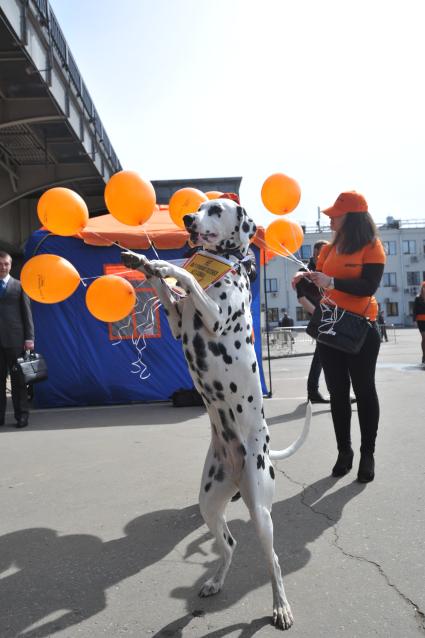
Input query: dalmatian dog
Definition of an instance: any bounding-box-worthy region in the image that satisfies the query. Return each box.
[121,197,311,630]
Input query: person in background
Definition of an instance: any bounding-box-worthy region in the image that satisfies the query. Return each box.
[377,308,388,342]
[0,251,34,428]
[279,311,294,345]
[294,240,330,403]
[413,281,425,365]
[293,192,386,483]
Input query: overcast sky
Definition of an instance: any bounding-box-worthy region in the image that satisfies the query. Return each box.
[50,0,425,229]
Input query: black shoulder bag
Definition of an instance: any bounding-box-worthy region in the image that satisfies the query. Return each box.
[306,301,372,355]
[15,351,48,385]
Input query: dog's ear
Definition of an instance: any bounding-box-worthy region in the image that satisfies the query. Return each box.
[237,206,257,252]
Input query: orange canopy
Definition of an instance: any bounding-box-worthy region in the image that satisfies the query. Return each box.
[79,205,267,253]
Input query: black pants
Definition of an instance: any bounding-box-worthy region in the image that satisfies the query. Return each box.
[317,324,381,454]
[0,347,29,423]
[307,344,325,395]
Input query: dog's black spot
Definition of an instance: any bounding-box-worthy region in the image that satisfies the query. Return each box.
[207,204,223,217]
[229,408,235,421]
[228,536,234,547]
[216,392,225,400]
[235,340,241,349]
[266,435,270,443]
[193,333,208,371]
[183,333,188,344]
[257,454,265,470]
[242,220,250,233]
[263,443,267,453]
[237,404,243,413]
[269,466,275,480]
[252,361,257,373]
[214,282,222,288]
[205,482,212,492]
[239,444,247,456]
[193,313,203,331]
[230,382,237,393]
[213,321,219,332]
[208,465,215,477]
[248,395,253,402]
[233,323,241,333]
[228,306,232,316]
[214,381,223,391]
[214,465,225,482]
[220,292,227,300]
[204,383,213,395]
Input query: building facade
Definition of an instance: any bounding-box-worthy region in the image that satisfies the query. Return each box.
[261,219,425,327]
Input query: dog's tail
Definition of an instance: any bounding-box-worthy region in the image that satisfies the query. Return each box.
[269,401,312,461]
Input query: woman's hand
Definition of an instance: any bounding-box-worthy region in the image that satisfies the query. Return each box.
[308,271,332,289]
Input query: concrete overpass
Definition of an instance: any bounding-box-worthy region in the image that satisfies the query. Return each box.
[0,0,122,261]
[0,0,242,272]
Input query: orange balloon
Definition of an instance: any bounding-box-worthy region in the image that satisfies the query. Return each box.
[261,173,301,215]
[37,187,89,236]
[264,218,304,256]
[168,187,207,229]
[86,275,136,322]
[104,171,156,226]
[21,254,80,303]
[205,190,224,200]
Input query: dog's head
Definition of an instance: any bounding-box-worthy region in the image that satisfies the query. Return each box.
[183,198,257,255]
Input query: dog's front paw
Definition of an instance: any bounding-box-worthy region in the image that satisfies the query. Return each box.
[121,251,146,270]
[273,604,294,630]
[198,578,222,598]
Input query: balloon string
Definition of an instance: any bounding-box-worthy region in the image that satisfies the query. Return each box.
[255,236,309,270]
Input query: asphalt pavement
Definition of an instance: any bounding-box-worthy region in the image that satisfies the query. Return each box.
[0,328,424,637]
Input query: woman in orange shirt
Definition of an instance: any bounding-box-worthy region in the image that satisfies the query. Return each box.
[293,192,386,483]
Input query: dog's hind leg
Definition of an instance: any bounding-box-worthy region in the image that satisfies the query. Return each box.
[198,445,238,597]
[240,459,293,630]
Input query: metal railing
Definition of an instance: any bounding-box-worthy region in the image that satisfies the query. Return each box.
[262,323,397,358]
[31,0,121,173]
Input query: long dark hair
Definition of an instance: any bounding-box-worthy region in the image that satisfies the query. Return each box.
[332,212,378,254]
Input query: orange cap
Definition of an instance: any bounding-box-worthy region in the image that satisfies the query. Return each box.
[322,191,368,217]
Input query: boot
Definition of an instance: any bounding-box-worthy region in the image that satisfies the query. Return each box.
[332,449,354,477]
[308,391,330,404]
[357,452,375,483]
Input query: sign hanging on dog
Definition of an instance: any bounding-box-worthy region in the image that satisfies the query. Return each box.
[164,251,234,295]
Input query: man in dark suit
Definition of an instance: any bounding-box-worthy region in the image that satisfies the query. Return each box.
[0,251,34,428]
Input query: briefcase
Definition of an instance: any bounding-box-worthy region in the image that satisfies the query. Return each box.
[15,352,48,385]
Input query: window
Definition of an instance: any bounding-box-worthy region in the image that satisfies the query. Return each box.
[383,272,397,287]
[423,239,425,254]
[402,240,416,255]
[299,245,312,260]
[296,306,310,321]
[265,278,278,293]
[386,302,398,317]
[383,240,396,255]
[407,271,420,286]
[409,301,415,317]
[267,307,279,322]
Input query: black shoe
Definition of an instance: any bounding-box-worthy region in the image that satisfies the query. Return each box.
[308,392,330,404]
[332,449,354,477]
[357,453,375,483]
[15,418,29,429]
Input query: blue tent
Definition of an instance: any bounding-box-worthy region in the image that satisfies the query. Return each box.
[25,215,268,408]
